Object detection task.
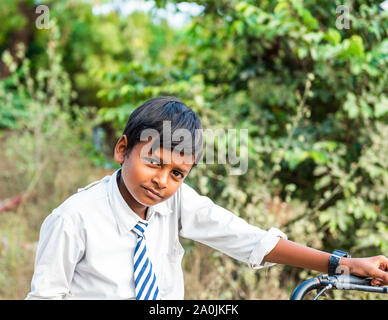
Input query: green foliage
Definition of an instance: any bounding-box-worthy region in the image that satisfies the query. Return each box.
[0,19,101,217]
[0,0,28,49]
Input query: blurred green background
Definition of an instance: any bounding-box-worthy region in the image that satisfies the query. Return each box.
[0,0,387,300]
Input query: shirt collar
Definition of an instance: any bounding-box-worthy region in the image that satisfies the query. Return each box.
[107,169,172,236]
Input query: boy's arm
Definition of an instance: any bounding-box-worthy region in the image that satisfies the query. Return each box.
[177,182,388,286]
[178,182,287,268]
[263,238,388,286]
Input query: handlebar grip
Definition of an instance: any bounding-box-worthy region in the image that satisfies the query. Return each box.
[332,275,388,293]
[333,275,372,288]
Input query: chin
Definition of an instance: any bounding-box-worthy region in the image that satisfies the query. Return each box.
[141,198,159,206]
[133,194,154,206]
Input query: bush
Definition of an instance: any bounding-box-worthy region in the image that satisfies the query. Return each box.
[0,21,103,299]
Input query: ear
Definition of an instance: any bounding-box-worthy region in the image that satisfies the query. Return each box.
[114,135,128,164]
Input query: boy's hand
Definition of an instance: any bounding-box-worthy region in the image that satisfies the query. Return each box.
[340,255,388,286]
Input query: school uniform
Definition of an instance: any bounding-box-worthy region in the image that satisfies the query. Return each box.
[26,169,287,299]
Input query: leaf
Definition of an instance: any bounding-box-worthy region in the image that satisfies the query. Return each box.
[363,206,377,220]
[324,28,341,45]
[343,92,359,118]
[309,150,329,164]
[119,84,131,96]
[337,212,352,232]
[359,99,373,118]
[315,174,331,190]
[107,90,116,101]
[274,1,289,14]
[296,47,308,59]
[96,89,107,98]
[375,96,388,118]
[346,35,365,58]
[232,20,244,35]
[235,1,249,13]
[301,8,319,30]
[313,141,338,152]
[284,148,309,170]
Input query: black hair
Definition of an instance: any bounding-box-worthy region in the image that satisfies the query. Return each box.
[122,96,203,168]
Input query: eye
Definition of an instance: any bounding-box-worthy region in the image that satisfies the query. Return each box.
[143,157,160,165]
[172,170,184,179]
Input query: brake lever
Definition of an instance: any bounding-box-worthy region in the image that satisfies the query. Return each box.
[313,284,333,300]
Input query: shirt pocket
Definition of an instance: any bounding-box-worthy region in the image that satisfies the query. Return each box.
[159,240,185,299]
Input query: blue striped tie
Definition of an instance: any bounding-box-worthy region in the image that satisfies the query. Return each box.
[132,221,160,300]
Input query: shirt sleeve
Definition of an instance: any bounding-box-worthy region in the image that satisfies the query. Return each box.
[25,208,85,299]
[178,183,287,269]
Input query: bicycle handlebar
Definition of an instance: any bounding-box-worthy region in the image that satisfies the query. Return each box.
[290,274,388,300]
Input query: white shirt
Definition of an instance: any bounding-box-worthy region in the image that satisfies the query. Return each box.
[26,169,287,300]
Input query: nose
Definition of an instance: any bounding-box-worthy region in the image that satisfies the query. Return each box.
[151,168,169,189]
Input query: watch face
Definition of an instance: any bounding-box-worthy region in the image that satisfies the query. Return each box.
[333,250,350,258]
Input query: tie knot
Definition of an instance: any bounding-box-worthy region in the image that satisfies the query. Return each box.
[132,221,148,238]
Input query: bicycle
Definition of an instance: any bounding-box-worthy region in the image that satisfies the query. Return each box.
[290,274,388,300]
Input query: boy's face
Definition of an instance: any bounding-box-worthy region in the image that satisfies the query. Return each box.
[114,135,194,217]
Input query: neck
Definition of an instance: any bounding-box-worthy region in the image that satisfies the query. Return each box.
[116,170,148,220]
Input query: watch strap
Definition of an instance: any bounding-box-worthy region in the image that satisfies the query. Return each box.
[328,249,351,275]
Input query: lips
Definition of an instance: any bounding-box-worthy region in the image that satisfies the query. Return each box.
[142,186,163,199]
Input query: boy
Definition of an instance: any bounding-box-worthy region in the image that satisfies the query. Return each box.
[26,96,388,299]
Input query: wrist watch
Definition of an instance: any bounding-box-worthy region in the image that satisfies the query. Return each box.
[328,249,351,276]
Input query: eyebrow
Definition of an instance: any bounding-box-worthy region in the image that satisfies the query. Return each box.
[174,167,188,174]
[145,154,189,174]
